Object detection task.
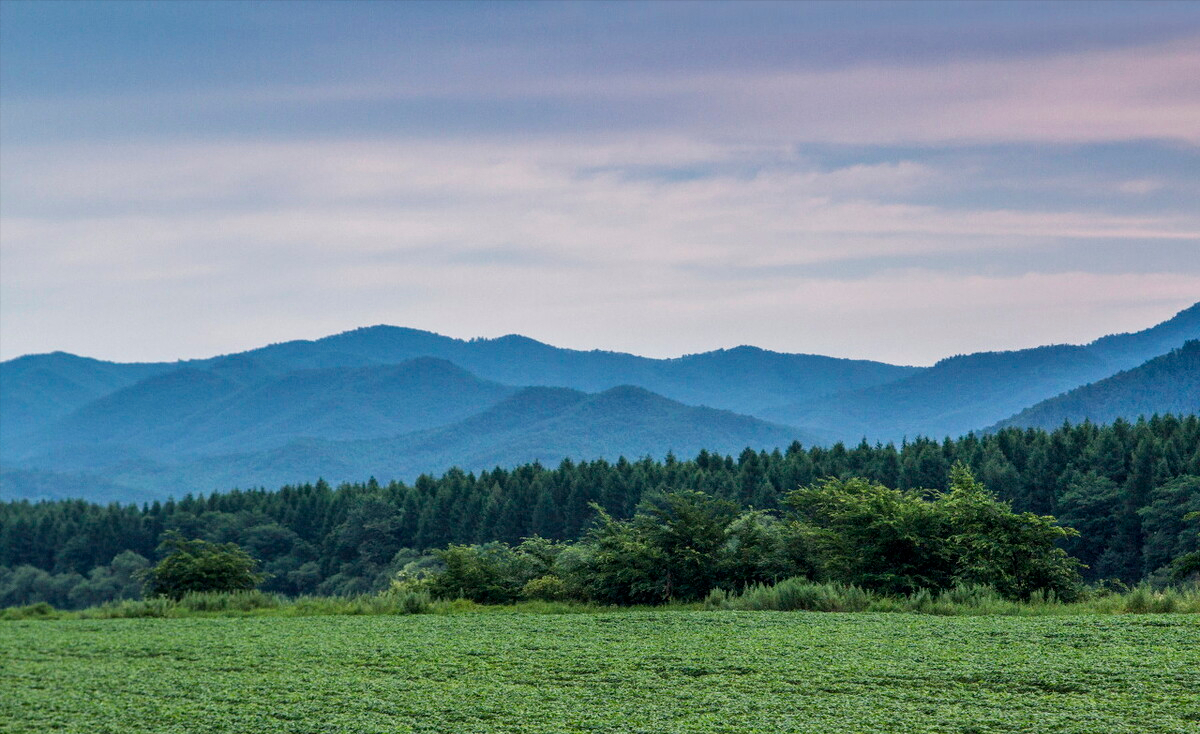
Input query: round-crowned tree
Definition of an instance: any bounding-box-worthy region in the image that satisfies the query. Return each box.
[140,533,266,600]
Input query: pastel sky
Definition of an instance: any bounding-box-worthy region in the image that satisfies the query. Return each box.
[2,1,1198,365]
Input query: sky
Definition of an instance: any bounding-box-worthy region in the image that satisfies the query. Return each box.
[2,1,1198,366]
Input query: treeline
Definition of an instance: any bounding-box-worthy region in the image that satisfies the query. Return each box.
[420,466,1082,607]
[2,417,1198,608]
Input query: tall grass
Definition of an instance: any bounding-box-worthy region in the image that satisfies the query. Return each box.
[704,578,1200,616]
[0,588,434,621]
[5,582,1198,620]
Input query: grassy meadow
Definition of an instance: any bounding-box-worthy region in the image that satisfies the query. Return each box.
[4,611,1198,733]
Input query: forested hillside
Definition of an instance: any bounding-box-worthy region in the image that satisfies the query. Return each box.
[259,328,921,415]
[3,302,1196,504]
[994,341,1200,430]
[1,325,914,449]
[3,385,817,500]
[765,303,1200,442]
[5,358,517,463]
[0,353,172,444]
[151,384,814,492]
[3,417,1196,609]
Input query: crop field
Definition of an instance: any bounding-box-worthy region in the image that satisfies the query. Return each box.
[3,612,1198,733]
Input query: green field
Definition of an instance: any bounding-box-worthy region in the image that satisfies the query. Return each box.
[3,612,1198,733]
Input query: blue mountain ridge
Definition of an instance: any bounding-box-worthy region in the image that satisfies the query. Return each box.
[38,385,821,498]
[1,301,1196,502]
[991,340,1200,431]
[762,302,1200,442]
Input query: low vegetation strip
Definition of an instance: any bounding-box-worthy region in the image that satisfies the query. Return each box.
[3,612,1198,733]
[5,581,1200,621]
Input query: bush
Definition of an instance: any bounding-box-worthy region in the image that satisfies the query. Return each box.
[522,575,568,601]
[1,601,58,620]
[427,538,565,603]
[377,587,433,614]
[565,492,745,605]
[783,465,1082,600]
[139,533,267,601]
[177,590,282,612]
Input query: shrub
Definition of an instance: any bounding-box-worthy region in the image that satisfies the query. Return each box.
[1,601,57,620]
[139,533,266,601]
[566,492,741,604]
[427,538,565,603]
[522,575,568,602]
[719,578,873,613]
[177,590,282,612]
[783,465,1083,600]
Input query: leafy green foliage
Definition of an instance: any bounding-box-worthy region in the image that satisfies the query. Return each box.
[571,491,741,604]
[423,467,1079,604]
[139,534,266,600]
[0,550,148,609]
[561,490,813,605]
[718,510,811,588]
[786,477,950,593]
[942,464,1082,599]
[427,537,564,604]
[1141,477,1200,579]
[521,574,568,601]
[783,465,1081,598]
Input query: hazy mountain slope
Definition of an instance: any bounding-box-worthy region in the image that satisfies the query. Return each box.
[3,355,278,465]
[225,327,919,414]
[423,385,820,470]
[2,326,915,444]
[74,386,818,497]
[170,358,516,455]
[1089,302,1200,366]
[649,346,917,415]
[992,341,1200,431]
[0,467,160,505]
[765,302,1200,442]
[9,358,516,465]
[4,302,1196,503]
[0,353,172,446]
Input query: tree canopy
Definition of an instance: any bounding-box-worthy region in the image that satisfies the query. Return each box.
[3,417,1198,609]
[139,533,266,600]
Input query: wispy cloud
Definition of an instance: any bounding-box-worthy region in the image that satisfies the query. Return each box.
[6,34,1198,147]
[2,3,1197,363]
[3,137,1196,363]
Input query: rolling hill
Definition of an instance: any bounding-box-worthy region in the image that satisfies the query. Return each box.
[764,302,1200,442]
[0,353,173,445]
[4,358,517,467]
[992,340,1200,431]
[13,385,818,499]
[1,328,917,445]
[2,302,1196,502]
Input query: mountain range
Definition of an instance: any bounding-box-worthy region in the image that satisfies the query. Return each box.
[992,340,1200,431]
[2,302,1196,502]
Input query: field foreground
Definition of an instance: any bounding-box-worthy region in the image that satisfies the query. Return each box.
[3,612,1198,733]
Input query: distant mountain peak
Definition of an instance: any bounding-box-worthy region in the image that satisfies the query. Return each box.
[600,383,657,396]
[491,333,544,345]
[343,324,438,336]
